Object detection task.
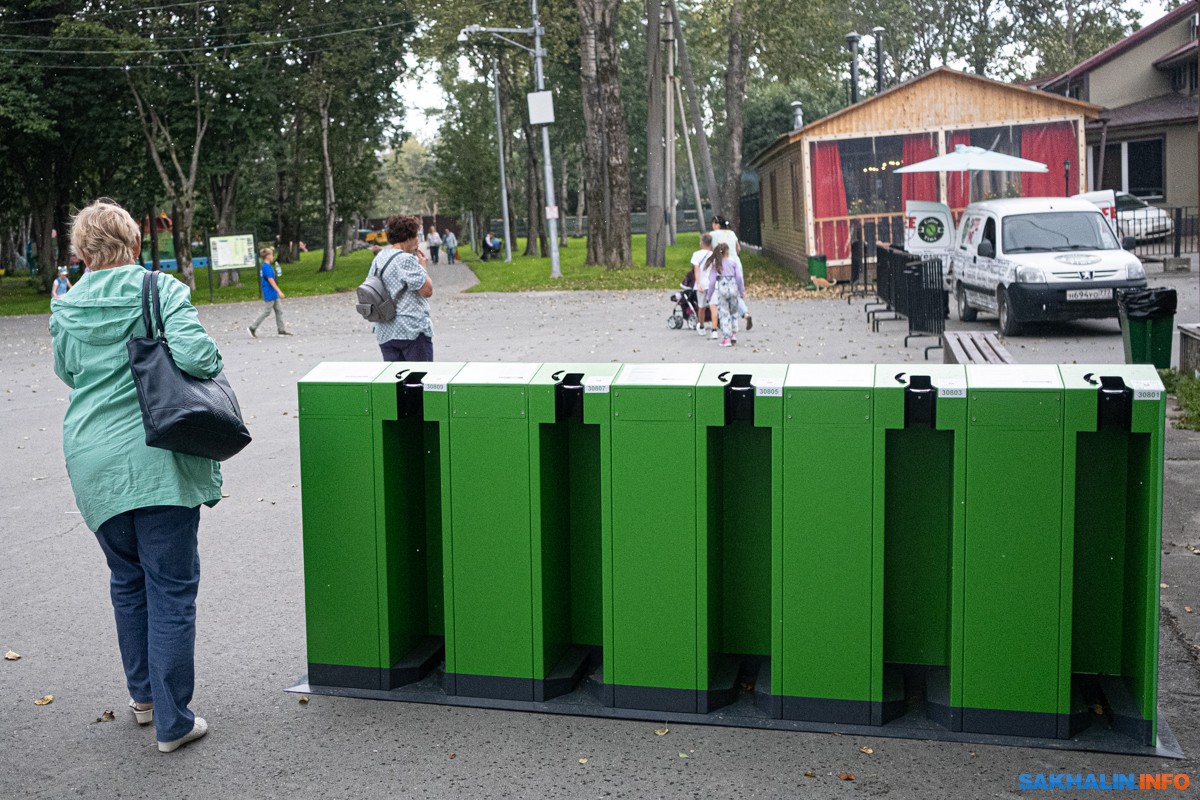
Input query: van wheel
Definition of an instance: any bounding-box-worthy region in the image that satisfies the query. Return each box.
[997,288,1021,336]
[956,283,977,322]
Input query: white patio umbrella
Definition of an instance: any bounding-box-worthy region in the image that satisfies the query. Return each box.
[894,144,1049,174]
[894,144,1048,204]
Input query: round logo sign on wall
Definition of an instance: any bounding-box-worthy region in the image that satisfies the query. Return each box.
[918,217,945,243]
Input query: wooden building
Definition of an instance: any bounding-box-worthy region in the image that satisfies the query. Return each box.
[748,67,1101,280]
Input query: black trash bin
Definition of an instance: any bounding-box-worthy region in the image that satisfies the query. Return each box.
[1117,287,1177,369]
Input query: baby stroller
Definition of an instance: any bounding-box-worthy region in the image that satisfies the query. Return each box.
[667,269,700,330]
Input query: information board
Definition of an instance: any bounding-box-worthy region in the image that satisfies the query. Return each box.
[209,234,257,271]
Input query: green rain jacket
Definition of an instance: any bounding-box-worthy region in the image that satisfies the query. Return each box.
[50,265,224,531]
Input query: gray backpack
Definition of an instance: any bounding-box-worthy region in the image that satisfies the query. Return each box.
[356,253,402,322]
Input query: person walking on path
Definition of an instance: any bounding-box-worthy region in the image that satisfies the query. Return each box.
[443,228,458,263]
[248,247,291,337]
[709,242,745,347]
[50,198,221,753]
[370,214,434,361]
[690,233,714,336]
[708,216,752,333]
[52,266,73,299]
[427,229,442,264]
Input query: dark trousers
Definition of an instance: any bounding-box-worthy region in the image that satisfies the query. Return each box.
[94,505,201,742]
[430,245,440,264]
[380,333,434,362]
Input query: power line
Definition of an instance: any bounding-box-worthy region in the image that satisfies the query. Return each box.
[0,0,231,27]
[0,18,410,54]
[5,39,403,69]
[0,14,362,42]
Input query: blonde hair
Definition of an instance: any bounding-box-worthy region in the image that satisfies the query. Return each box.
[260,246,275,259]
[71,199,140,268]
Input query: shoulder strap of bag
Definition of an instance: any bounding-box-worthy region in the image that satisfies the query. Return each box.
[149,271,166,338]
[139,271,157,338]
[373,251,403,280]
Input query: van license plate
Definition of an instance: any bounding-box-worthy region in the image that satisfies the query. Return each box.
[1066,288,1112,301]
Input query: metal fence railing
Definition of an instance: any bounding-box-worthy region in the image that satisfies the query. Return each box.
[1128,206,1198,261]
[869,244,945,359]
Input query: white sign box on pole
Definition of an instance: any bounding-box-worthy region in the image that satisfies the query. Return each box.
[527,91,555,126]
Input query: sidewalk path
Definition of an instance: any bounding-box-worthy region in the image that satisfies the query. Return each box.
[2,263,1198,798]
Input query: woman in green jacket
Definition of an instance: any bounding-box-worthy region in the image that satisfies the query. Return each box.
[50,199,222,753]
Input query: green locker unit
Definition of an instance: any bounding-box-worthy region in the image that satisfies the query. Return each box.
[527,363,624,702]
[778,365,876,725]
[695,364,788,715]
[1058,365,1165,745]
[601,363,706,712]
[960,365,1065,738]
[298,361,464,690]
[871,366,967,730]
[432,362,541,700]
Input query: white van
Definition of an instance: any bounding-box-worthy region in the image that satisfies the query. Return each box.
[909,197,1146,335]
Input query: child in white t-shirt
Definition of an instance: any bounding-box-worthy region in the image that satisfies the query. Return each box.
[690,233,714,335]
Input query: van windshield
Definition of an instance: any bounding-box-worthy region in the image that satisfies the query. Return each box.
[1001,212,1120,253]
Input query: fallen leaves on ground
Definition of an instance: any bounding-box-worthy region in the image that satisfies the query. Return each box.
[448,753,456,760]
[1161,583,1170,589]
[859,746,873,754]
[4,650,19,661]
[803,770,816,778]
[678,752,689,759]
[839,773,855,781]
[298,696,309,705]
[34,694,53,705]
[578,758,588,764]
[1091,704,1105,715]
[654,727,669,736]
[1187,607,1194,614]
[95,710,115,723]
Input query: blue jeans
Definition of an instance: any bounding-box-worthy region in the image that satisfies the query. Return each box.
[94,505,201,741]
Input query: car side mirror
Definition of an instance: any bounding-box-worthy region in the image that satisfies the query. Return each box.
[1122,235,1136,251]
[977,240,995,259]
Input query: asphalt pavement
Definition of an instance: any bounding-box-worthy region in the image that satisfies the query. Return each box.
[2,258,1200,799]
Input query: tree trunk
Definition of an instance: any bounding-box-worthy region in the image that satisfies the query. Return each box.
[209,172,243,287]
[148,206,161,271]
[173,200,196,289]
[31,199,55,292]
[577,0,633,268]
[340,214,358,256]
[670,0,721,222]
[524,124,543,256]
[721,0,747,233]
[575,151,586,239]
[645,0,667,267]
[318,93,337,272]
[560,152,569,245]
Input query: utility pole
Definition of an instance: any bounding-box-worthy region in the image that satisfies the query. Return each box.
[530,0,562,278]
[460,0,560,278]
[491,59,513,263]
[664,2,677,244]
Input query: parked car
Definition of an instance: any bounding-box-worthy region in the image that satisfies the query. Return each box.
[1077,190,1174,242]
[906,197,1147,335]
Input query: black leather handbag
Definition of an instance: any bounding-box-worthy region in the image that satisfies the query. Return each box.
[127,271,252,461]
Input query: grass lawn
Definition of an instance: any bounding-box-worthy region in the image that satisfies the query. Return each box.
[467,232,809,297]
[0,233,815,316]
[0,249,378,316]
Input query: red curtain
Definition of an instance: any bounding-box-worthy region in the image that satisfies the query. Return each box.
[1021,121,1078,197]
[901,133,938,205]
[946,131,972,211]
[811,141,849,261]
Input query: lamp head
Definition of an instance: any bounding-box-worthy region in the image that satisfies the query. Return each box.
[845,31,861,51]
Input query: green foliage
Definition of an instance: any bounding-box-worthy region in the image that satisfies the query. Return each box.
[1159,369,1200,431]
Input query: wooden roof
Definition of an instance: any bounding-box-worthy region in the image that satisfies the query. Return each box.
[749,67,1102,168]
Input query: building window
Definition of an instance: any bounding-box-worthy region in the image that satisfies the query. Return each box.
[1127,138,1165,199]
[770,171,779,227]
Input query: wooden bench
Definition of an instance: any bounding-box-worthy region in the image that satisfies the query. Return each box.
[942,331,1016,365]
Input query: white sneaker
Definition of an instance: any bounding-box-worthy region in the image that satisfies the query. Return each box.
[697,325,707,336]
[710,330,720,340]
[129,698,153,726]
[158,717,208,753]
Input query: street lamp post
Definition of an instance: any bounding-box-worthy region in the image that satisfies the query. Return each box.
[491,58,513,263]
[1064,159,1071,196]
[460,0,562,279]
